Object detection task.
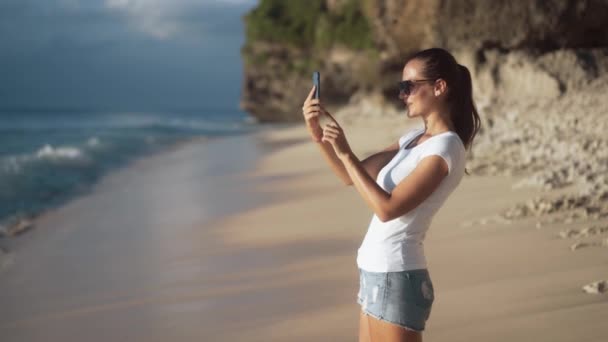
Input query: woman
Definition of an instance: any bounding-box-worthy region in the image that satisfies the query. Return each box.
[301,48,480,342]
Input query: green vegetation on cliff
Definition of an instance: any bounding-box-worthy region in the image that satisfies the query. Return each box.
[244,0,374,51]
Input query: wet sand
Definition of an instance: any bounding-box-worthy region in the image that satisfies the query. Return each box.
[1,120,607,341]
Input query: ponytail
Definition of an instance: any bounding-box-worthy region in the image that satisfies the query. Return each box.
[454,64,481,175]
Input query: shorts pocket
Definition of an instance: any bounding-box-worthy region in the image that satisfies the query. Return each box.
[405,271,434,309]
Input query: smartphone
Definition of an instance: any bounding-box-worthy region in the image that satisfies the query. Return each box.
[312,71,329,128]
[312,71,320,99]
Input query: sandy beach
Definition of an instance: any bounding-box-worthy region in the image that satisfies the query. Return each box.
[1,118,607,342]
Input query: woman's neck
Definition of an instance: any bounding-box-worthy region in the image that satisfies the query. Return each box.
[423,120,455,135]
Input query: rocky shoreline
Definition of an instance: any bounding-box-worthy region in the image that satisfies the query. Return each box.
[464,49,608,228]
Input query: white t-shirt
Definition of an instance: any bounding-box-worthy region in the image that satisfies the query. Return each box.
[356,127,467,272]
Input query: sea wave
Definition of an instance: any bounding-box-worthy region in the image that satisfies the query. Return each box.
[0,109,259,230]
[36,144,84,159]
[2,141,93,174]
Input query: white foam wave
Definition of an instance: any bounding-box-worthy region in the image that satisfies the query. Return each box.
[36,144,83,159]
[1,140,96,174]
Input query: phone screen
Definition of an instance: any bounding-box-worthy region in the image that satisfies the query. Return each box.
[312,71,320,99]
[312,71,330,128]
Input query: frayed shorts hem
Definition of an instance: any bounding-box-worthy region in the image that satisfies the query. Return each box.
[357,299,425,333]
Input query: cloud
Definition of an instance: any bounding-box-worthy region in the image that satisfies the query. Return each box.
[104,0,257,39]
[0,0,121,54]
[0,0,256,110]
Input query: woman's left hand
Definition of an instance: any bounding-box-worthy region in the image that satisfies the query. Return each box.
[321,112,353,160]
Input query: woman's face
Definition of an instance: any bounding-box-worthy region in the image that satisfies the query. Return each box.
[399,59,438,118]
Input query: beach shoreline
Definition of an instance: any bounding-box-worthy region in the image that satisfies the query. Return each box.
[1,119,607,341]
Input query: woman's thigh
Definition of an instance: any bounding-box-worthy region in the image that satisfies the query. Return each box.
[367,312,422,342]
[359,310,371,342]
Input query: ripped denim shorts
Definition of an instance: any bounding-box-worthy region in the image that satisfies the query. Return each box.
[356,267,435,332]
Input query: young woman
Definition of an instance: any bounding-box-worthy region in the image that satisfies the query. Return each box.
[301,48,481,342]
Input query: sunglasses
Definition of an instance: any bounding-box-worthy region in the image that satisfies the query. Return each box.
[398,79,436,95]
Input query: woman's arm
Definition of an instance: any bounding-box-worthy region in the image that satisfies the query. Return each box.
[319,110,449,221]
[340,152,448,222]
[356,141,400,183]
[315,139,353,185]
[316,140,399,186]
[302,90,399,186]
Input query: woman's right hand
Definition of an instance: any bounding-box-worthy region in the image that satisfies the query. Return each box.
[302,85,324,142]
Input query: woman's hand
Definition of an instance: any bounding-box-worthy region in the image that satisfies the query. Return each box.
[301,86,323,142]
[321,112,353,160]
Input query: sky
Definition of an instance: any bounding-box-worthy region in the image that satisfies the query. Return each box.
[0,0,258,112]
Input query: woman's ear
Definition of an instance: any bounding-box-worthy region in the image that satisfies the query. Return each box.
[434,79,447,97]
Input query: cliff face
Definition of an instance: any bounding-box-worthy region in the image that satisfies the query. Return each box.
[371,0,608,54]
[240,0,608,122]
[240,0,377,122]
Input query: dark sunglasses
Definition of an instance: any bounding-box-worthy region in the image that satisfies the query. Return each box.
[398,79,436,95]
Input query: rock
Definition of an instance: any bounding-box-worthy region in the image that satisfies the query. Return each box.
[459,214,513,227]
[0,215,35,237]
[582,280,608,294]
[368,0,608,57]
[240,41,380,122]
[559,229,579,239]
[580,226,608,236]
[496,51,563,102]
[558,225,608,239]
[570,241,590,251]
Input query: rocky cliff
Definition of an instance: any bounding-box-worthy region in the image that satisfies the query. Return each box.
[240,0,608,122]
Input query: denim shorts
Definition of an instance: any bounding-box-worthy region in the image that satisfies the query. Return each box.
[356,267,434,332]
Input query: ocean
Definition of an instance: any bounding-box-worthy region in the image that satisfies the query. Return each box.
[0,108,260,232]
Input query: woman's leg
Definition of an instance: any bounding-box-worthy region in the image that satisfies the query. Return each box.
[367,313,422,342]
[359,310,372,342]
